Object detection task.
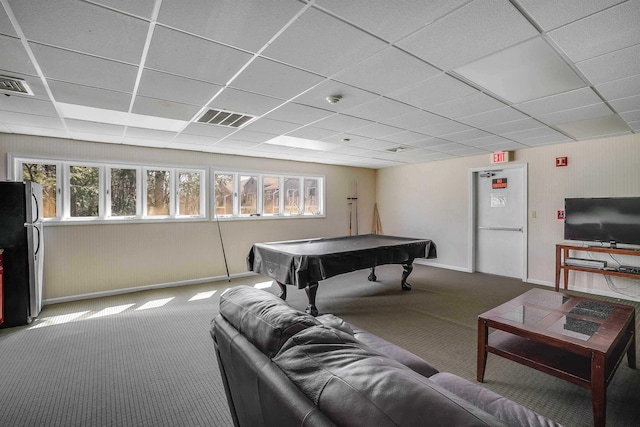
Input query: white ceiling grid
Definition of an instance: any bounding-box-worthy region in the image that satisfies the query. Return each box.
[0,0,637,168]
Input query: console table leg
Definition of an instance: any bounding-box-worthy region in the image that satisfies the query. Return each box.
[400,263,413,290]
[305,283,319,317]
[477,318,488,382]
[628,311,636,369]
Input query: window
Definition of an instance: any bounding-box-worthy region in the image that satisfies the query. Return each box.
[110,167,137,217]
[69,165,100,217]
[214,173,234,217]
[146,169,171,216]
[262,176,280,216]
[213,171,324,219]
[240,174,258,216]
[178,170,203,216]
[13,156,205,222]
[22,162,58,218]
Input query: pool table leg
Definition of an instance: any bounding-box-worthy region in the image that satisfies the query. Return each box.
[400,263,413,290]
[368,266,377,281]
[305,283,319,317]
[276,281,287,300]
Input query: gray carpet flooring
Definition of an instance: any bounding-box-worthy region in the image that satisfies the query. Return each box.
[1,265,638,426]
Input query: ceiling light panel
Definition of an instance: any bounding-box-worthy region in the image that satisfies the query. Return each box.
[396,0,538,70]
[454,37,586,103]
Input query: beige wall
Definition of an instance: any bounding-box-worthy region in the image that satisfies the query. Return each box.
[377,133,640,301]
[0,134,376,301]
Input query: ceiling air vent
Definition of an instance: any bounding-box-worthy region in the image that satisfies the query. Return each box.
[386,146,413,153]
[196,108,254,128]
[0,76,34,96]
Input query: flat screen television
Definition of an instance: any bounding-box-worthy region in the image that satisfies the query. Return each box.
[564,197,640,246]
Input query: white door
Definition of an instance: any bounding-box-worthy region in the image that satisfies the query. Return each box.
[471,164,527,279]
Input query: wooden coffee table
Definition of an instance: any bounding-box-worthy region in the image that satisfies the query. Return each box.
[477,288,635,427]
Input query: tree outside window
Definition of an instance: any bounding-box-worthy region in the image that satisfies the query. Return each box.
[178,171,201,216]
[70,166,99,217]
[214,173,234,216]
[22,163,57,218]
[111,168,137,217]
[146,170,170,216]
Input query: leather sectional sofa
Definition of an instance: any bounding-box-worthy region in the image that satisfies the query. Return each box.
[211,285,561,427]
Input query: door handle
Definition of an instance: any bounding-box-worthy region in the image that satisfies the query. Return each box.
[477,226,523,232]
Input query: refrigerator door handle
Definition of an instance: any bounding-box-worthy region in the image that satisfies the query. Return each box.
[31,192,40,223]
[34,224,41,256]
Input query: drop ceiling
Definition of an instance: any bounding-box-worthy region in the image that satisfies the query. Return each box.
[0,0,638,169]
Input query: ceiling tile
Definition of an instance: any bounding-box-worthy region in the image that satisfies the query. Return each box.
[482,118,545,135]
[610,95,640,113]
[342,96,415,124]
[181,122,237,139]
[458,107,528,128]
[316,0,468,42]
[124,127,178,141]
[157,0,305,52]
[538,103,612,126]
[405,137,453,149]
[384,110,450,129]
[243,118,300,135]
[454,37,585,104]
[381,131,432,144]
[351,139,397,151]
[621,110,640,122]
[518,0,625,31]
[220,130,273,144]
[396,0,538,70]
[9,0,148,63]
[334,47,440,95]
[30,43,138,92]
[265,102,334,125]
[0,6,17,37]
[313,114,373,132]
[0,111,65,129]
[549,0,640,62]
[230,57,325,100]
[48,80,131,112]
[482,140,527,152]
[428,92,506,119]
[503,126,566,142]
[287,126,339,141]
[0,35,38,75]
[461,135,513,147]
[321,132,371,145]
[440,128,492,142]
[132,96,201,120]
[389,73,477,109]
[5,124,68,138]
[515,87,602,116]
[0,94,58,116]
[351,123,403,139]
[146,26,252,85]
[577,43,640,84]
[415,118,471,137]
[520,133,573,146]
[263,8,387,77]
[90,0,157,19]
[137,69,222,106]
[595,74,640,100]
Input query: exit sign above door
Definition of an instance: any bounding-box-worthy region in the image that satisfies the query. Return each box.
[491,151,511,163]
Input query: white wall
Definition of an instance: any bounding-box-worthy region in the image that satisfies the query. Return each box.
[0,134,376,301]
[377,133,640,301]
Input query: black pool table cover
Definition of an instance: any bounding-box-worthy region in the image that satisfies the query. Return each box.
[247,234,436,289]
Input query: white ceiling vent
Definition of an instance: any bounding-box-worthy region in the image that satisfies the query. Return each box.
[0,76,34,96]
[196,108,254,128]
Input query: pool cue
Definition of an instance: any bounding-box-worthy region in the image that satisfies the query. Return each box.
[215,212,231,282]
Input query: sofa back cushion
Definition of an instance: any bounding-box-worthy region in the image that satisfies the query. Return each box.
[274,326,507,427]
[219,285,319,357]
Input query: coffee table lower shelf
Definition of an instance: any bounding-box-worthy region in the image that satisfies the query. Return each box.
[485,330,632,389]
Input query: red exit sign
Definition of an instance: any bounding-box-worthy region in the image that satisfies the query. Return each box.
[492,151,510,163]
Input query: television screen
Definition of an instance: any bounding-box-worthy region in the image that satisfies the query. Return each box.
[564,197,640,246]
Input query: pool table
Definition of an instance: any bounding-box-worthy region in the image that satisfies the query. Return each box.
[247,234,437,315]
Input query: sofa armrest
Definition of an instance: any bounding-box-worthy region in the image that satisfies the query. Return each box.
[430,372,562,427]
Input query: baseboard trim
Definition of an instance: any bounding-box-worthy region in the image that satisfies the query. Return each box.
[414,259,472,273]
[42,271,256,305]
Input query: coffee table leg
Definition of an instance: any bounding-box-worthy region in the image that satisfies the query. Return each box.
[477,318,488,382]
[591,353,606,427]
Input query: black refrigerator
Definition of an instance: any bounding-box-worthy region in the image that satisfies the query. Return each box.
[0,181,44,328]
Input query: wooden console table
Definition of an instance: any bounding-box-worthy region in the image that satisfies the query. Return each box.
[555,244,640,291]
